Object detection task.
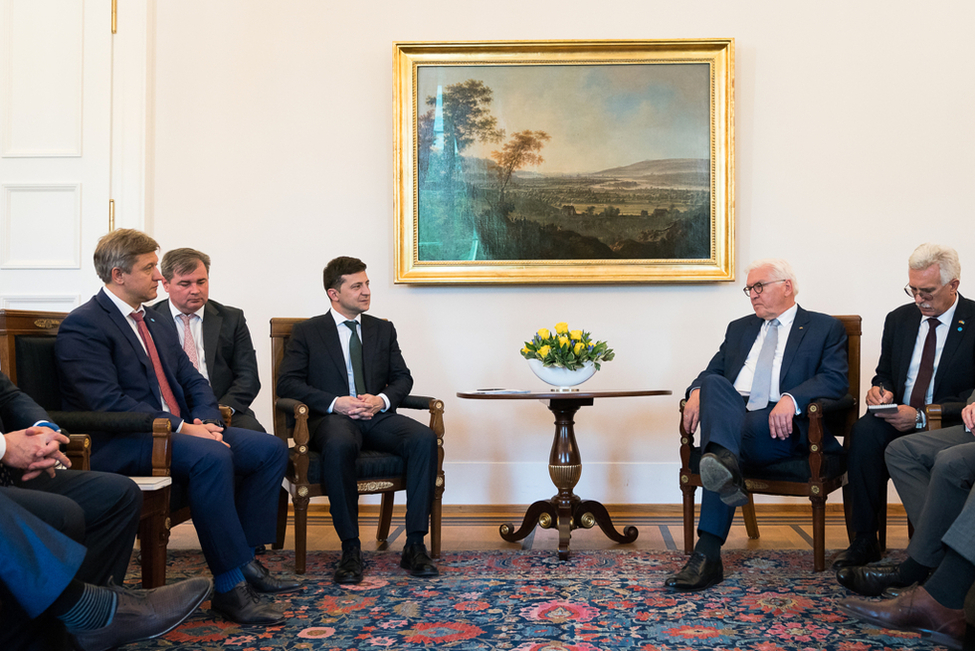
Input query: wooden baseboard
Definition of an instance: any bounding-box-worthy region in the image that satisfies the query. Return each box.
[294,503,908,522]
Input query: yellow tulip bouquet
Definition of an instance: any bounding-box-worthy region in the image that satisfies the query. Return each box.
[520,322,615,371]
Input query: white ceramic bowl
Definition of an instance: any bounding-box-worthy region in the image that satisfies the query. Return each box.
[527,358,596,390]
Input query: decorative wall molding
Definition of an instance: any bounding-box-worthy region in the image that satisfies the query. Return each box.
[0,294,79,311]
[1,0,84,158]
[1,183,82,268]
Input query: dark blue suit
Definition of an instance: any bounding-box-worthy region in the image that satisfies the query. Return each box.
[688,305,849,541]
[55,289,287,575]
[1,370,141,651]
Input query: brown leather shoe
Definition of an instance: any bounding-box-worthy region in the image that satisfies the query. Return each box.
[837,586,965,650]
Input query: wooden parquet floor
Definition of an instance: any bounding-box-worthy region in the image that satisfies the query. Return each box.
[167,503,910,556]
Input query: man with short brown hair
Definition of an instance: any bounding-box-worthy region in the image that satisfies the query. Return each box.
[277,256,439,585]
[151,247,265,432]
[55,229,295,626]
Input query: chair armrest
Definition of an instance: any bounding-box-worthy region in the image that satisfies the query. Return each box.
[926,402,965,431]
[48,410,158,433]
[64,434,90,471]
[49,411,173,477]
[678,399,695,473]
[275,397,306,415]
[401,395,434,410]
[808,394,856,415]
[218,405,233,427]
[400,395,445,440]
[274,398,311,483]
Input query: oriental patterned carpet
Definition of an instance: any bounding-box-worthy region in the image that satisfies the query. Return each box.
[126,548,953,651]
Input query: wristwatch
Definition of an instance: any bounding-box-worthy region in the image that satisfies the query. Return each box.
[915,409,925,430]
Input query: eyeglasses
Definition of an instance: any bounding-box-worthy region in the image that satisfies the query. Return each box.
[743,279,786,296]
[904,284,942,301]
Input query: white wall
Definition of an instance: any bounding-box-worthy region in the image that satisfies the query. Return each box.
[147,0,975,505]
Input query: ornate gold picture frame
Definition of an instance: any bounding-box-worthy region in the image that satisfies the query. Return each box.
[393,39,734,284]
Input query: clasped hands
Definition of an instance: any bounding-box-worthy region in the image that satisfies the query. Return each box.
[2,425,71,481]
[682,390,797,441]
[334,394,385,420]
[181,419,229,447]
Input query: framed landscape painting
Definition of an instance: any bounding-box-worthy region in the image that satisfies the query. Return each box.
[393,39,734,284]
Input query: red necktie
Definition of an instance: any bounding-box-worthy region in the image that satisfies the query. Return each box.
[131,311,181,417]
[909,317,940,410]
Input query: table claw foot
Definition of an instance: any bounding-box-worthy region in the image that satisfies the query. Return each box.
[500,500,556,542]
[577,500,639,544]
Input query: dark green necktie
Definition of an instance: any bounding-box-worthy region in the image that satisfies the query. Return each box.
[344,320,366,396]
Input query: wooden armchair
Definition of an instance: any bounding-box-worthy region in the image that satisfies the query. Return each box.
[0,308,176,588]
[678,314,862,572]
[269,317,446,574]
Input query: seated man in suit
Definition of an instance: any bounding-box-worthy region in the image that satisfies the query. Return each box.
[833,243,975,569]
[837,393,975,596]
[1,371,211,651]
[277,256,439,584]
[666,258,848,591]
[150,247,265,432]
[837,438,975,650]
[55,228,297,626]
[1,492,213,651]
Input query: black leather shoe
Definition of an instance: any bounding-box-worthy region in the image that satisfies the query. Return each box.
[700,450,749,507]
[837,564,907,596]
[401,543,439,578]
[242,558,300,594]
[334,547,364,584]
[72,577,212,651]
[665,552,723,592]
[831,536,882,570]
[211,582,286,626]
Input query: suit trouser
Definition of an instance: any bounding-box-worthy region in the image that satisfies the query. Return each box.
[311,411,437,543]
[0,470,141,651]
[885,426,975,567]
[227,410,266,433]
[697,375,800,542]
[845,413,908,535]
[91,426,288,575]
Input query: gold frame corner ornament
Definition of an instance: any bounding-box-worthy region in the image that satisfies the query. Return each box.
[393,39,735,285]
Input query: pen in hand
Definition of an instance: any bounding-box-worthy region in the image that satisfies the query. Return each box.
[875,383,890,404]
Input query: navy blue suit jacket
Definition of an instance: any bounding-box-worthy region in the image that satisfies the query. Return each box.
[276,312,413,418]
[687,305,849,443]
[55,289,222,458]
[0,371,49,434]
[872,295,975,411]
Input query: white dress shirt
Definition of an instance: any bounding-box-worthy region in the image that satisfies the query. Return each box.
[167,302,210,381]
[902,295,958,406]
[734,303,800,412]
[326,310,389,414]
[103,289,182,428]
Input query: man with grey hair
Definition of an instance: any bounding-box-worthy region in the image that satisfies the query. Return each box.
[832,243,975,573]
[150,247,265,432]
[666,258,848,591]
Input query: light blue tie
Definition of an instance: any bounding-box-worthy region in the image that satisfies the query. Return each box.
[747,318,780,411]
